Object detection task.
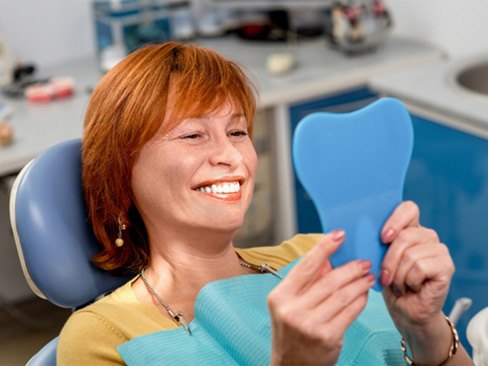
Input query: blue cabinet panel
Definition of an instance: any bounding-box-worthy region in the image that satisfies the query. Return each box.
[289,87,378,234]
[404,115,488,351]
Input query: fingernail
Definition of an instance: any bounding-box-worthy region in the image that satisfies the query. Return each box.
[366,273,375,285]
[380,269,390,286]
[382,228,395,243]
[358,260,372,274]
[330,230,345,242]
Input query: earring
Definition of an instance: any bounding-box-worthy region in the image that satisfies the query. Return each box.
[115,217,127,248]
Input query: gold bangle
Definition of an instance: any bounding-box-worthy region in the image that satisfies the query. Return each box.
[400,315,459,366]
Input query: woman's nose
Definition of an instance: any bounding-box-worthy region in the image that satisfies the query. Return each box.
[208,137,243,168]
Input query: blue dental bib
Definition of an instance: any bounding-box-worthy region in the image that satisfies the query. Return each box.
[118,260,403,365]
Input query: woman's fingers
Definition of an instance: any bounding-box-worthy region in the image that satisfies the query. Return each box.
[402,253,454,294]
[319,292,370,339]
[381,201,421,243]
[296,259,372,309]
[381,226,438,287]
[267,231,375,366]
[309,272,375,327]
[277,230,345,296]
[389,242,439,294]
[380,223,454,298]
[270,269,373,347]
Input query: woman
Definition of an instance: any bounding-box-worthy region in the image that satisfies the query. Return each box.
[58,42,473,365]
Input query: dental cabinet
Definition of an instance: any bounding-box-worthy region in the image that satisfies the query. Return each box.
[404,114,488,352]
[0,36,441,301]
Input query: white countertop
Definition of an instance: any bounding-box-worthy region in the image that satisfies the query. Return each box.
[369,55,488,138]
[199,36,443,108]
[0,36,442,176]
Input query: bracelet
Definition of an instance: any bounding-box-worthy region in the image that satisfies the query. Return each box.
[400,315,459,366]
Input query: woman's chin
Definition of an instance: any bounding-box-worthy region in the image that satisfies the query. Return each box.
[205,218,245,236]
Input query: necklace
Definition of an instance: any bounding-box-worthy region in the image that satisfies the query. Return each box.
[237,259,283,279]
[139,257,283,336]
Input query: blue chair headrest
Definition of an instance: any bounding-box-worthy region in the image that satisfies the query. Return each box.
[10,139,131,309]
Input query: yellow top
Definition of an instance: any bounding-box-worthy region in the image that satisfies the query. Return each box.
[57,234,322,365]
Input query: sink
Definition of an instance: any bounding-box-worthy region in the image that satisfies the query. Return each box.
[453,60,488,96]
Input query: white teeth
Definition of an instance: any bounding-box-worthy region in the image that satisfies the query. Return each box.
[197,182,241,194]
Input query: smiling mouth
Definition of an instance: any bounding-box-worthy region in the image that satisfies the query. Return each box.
[193,179,243,201]
[196,181,240,193]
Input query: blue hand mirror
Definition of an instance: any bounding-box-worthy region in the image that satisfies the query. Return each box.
[292,98,413,290]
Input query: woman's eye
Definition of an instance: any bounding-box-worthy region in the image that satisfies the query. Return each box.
[229,130,248,137]
[181,133,201,140]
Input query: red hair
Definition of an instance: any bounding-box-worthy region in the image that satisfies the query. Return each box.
[82,42,257,273]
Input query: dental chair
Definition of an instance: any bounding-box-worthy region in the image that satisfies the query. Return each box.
[9,139,131,365]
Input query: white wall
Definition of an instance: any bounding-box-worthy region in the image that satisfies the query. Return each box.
[386,0,488,57]
[0,0,95,67]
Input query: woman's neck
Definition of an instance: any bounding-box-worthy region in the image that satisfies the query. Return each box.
[149,238,244,284]
[132,231,249,321]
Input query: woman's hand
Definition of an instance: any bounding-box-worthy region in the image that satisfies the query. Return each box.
[267,231,375,366]
[380,201,454,324]
[379,201,473,365]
